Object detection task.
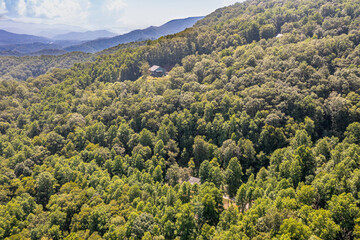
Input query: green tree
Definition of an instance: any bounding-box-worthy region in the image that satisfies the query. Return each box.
[154,140,166,158]
[259,125,287,154]
[202,194,219,225]
[291,130,312,150]
[178,182,192,203]
[217,206,239,231]
[164,220,175,239]
[278,218,311,240]
[309,209,340,240]
[153,165,163,182]
[140,61,150,78]
[139,129,154,148]
[244,21,260,43]
[175,203,196,240]
[328,193,360,237]
[166,164,180,187]
[132,213,155,240]
[294,145,316,182]
[225,157,243,198]
[36,172,56,207]
[46,132,65,154]
[129,184,142,202]
[199,223,215,240]
[296,185,316,206]
[260,24,276,39]
[193,136,210,168]
[236,184,247,212]
[209,166,223,188]
[199,160,211,184]
[344,122,360,144]
[89,205,110,235]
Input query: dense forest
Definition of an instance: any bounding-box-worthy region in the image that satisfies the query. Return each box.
[1,0,360,239]
[0,41,145,82]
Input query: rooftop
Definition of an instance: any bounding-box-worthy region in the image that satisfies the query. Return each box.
[188,176,201,185]
[149,65,161,71]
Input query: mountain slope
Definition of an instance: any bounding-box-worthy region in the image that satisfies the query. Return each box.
[0,29,50,45]
[65,16,204,53]
[0,42,63,54]
[52,30,117,41]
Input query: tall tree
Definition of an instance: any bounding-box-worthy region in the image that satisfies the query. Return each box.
[225,157,243,198]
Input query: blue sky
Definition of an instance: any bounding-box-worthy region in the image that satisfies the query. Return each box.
[0,0,240,33]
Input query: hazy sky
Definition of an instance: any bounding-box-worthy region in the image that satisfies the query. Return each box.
[0,0,240,33]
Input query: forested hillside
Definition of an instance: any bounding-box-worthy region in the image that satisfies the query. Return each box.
[1,0,360,239]
[0,42,144,81]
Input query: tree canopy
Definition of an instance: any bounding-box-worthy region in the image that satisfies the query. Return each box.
[1,0,360,239]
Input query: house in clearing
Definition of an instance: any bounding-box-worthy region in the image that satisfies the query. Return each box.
[149,65,166,77]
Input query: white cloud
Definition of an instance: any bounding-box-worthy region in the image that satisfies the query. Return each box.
[32,0,90,25]
[105,0,126,13]
[0,0,7,14]
[5,0,91,27]
[17,0,26,16]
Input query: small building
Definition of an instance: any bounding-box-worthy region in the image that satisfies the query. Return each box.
[149,65,166,77]
[188,177,201,185]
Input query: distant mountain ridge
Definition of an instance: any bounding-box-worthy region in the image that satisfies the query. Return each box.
[0,19,86,38]
[0,42,66,56]
[0,16,204,56]
[52,30,117,41]
[0,30,81,55]
[0,30,50,45]
[65,16,204,53]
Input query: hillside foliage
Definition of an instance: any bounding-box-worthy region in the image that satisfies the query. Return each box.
[1,0,360,239]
